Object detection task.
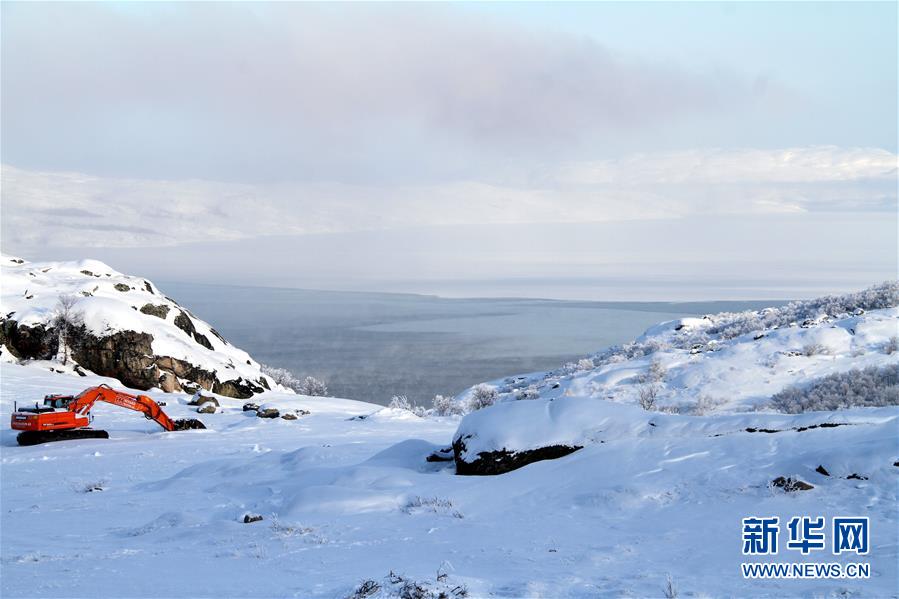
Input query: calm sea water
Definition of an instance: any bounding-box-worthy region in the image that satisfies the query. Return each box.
[161,282,782,406]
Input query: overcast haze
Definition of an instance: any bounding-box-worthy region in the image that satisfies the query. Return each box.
[2,2,896,300]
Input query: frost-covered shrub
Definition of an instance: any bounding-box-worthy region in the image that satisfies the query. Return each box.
[637,359,667,384]
[261,364,300,389]
[431,394,464,416]
[885,336,899,355]
[801,343,829,357]
[465,384,498,412]
[297,376,328,397]
[388,395,412,411]
[770,364,899,413]
[637,384,659,411]
[53,294,84,366]
[577,358,595,371]
[692,394,726,415]
[515,385,540,400]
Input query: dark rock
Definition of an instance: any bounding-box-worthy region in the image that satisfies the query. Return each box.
[193,332,213,350]
[209,328,227,344]
[139,304,170,319]
[846,473,868,481]
[894,461,899,467]
[196,403,217,414]
[281,413,298,420]
[80,270,94,276]
[243,514,263,524]
[242,402,260,412]
[772,476,814,492]
[815,465,830,476]
[426,447,454,462]
[173,310,196,337]
[453,436,582,476]
[257,408,280,419]
[0,321,55,359]
[143,281,154,294]
[113,283,131,292]
[214,377,265,399]
[189,394,219,407]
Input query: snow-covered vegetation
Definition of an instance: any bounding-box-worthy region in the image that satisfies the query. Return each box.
[771,364,899,413]
[261,364,329,397]
[448,282,899,416]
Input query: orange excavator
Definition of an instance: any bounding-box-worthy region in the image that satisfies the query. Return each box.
[10,384,206,446]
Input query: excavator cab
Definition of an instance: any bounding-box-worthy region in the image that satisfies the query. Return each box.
[43,395,74,409]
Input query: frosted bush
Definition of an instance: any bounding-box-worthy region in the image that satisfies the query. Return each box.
[577,358,595,371]
[465,384,498,412]
[637,384,659,411]
[261,364,300,389]
[770,364,899,413]
[297,376,328,397]
[388,395,413,411]
[431,394,463,416]
[801,343,829,357]
[885,336,899,355]
[692,394,727,415]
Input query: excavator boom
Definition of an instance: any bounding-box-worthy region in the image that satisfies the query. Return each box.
[11,384,205,446]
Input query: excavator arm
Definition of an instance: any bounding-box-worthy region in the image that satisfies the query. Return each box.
[69,385,179,431]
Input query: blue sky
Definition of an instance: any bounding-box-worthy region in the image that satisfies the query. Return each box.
[1,2,896,299]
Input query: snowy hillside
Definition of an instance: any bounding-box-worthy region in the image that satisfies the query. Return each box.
[452,282,899,416]
[2,361,897,597]
[0,255,283,398]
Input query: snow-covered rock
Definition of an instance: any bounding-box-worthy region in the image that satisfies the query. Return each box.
[0,254,284,398]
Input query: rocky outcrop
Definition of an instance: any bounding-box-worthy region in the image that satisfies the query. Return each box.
[2,256,281,399]
[0,321,268,399]
[452,435,582,475]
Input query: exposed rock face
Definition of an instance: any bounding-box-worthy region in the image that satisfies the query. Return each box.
[452,435,582,476]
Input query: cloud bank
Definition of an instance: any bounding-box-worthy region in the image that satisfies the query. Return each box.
[2,146,894,251]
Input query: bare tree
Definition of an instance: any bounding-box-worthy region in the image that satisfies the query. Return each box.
[637,383,659,411]
[53,294,84,366]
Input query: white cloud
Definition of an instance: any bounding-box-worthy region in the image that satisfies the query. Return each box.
[2,146,894,252]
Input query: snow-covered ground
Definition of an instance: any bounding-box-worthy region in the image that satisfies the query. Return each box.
[2,360,897,597]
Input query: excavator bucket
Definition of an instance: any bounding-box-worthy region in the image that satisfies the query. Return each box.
[172,418,206,431]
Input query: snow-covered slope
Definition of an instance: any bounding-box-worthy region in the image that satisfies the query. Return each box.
[0,255,283,397]
[453,282,899,415]
[2,362,897,597]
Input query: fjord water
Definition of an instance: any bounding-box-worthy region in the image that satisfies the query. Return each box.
[162,282,780,405]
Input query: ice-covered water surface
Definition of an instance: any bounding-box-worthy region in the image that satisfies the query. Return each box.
[161,282,779,405]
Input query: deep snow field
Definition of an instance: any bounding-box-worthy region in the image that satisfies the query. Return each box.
[2,360,897,598]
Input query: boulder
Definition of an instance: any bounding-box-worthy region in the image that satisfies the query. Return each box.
[772,476,814,492]
[139,304,170,319]
[243,514,263,524]
[257,408,280,419]
[281,413,298,420]
[196,403,217,414]
[113,283,131,292]
[242,402,260,412]
[453,437,581,476]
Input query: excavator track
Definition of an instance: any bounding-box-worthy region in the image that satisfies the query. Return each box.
[17,428,110,446]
